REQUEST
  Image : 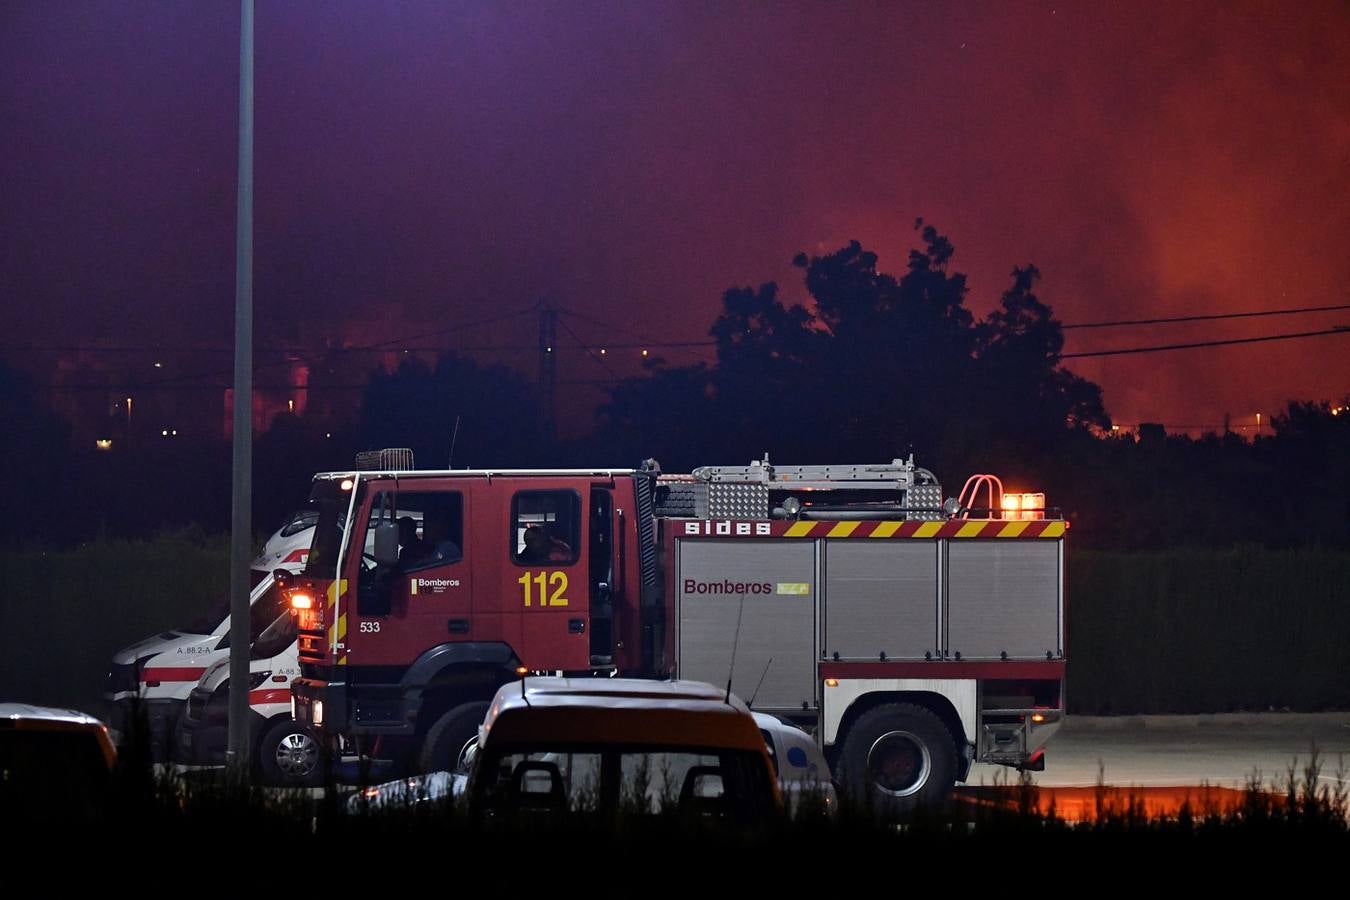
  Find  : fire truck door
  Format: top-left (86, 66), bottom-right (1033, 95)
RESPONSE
top-left (588, 488), bottom-right (615, 665)
top-left (351, 488), bottom-right (472, 666)
top-left (509, 489), bottom-right (590, 671)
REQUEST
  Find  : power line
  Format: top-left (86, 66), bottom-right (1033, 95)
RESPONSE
top-left (1061, 327), bottom-right (1350, 359)
top-left (555, 315), bottom-right (622, 381)
top-left (10, 302), bottom-right (1350, 356)
top-left (1062, 303), bottom-right (1350, 330)
top-left (36, 326), bottom-right (1350, 390)
top-left (76, 305), bottom-right (539, 392)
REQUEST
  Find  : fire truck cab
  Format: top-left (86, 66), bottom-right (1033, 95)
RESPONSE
top-left (289, 452), bottom-right (1066, 813)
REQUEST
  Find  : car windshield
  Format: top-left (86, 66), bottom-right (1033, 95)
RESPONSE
top-left (278, 510), bottom-right (320, 538)
top-left (252, 609), bottom-right (297, 659)
top-left (181, 591), bottom-right (230, 635)
top-left (304, 478), bottom-right (356, 579)
top-left (471, 743), bottom-right (774, 823)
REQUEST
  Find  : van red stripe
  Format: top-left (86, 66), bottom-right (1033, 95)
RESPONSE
top-left (248, 688), bottom-right (291, 706)
top-left (140, 667), bottom-right (206, 683)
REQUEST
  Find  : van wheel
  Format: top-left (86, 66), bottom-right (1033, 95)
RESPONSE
top-left (420, 701), bottom-right (490, 774)
top-left (258, 718), bottom-right (325, 787)
top-left (837, 703), bottom-right (956, 817)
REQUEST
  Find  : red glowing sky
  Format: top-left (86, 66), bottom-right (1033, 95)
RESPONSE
top-left (3, 2), bottom-right (1348, 433)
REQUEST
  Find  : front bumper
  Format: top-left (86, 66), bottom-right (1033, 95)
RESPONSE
top-left (113, 698), bottom-right (183, 761)
top-left (291, 677), bottom-right (345, 733)
top-left (175, 689), bottom-right (265, 766)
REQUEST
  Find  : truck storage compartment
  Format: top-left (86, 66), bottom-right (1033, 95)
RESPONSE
top-left (823, 541), bottom-right (938, 660)
top-left (676, 540), bottom-right (816, 710)
top-left (945, 541), bottom-right (1061, 660)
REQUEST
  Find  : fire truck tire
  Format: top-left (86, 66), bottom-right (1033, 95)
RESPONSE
top-left (258, 717), bottom-right (326, 788)
top-left (838, 703), bottom-right (956, 816)
top-left (419, 701), bottom-right (490, 774)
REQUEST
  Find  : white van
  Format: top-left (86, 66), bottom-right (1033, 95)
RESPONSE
top-left (174, 613), bottom-right (320, 786)
top-left (111, 571), bottom-right (298, 758)
top-left (248, 509), bottom-right (318, 583)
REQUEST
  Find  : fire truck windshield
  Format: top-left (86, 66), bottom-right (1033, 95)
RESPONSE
top-left (303, 479), bottom-right (355, 579)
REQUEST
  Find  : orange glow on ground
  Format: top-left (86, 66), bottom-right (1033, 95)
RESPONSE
top-left (955, 784), bottom-right (1274, 822)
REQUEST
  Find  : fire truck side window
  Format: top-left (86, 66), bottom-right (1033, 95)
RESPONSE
top-left (365, 491), bottom-right (465, 573)
top-left (511, 491), bottom-right (580, 566)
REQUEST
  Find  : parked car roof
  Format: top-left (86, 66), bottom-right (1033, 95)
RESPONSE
top-left (0, 703), bottom-right (117, 769)
top-left (481, 678), bottom-right (766, 753)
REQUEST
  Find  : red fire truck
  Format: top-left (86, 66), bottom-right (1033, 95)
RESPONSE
top-left (287, 452), bottom-right (1065, 812)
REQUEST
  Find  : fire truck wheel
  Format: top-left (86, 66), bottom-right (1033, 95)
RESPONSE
top-left (419, 701), bottom-right (490, 774)
top-left (258, 718), bottom-right (326, 787)
top-left (838, 703), bottom-right (956, 816)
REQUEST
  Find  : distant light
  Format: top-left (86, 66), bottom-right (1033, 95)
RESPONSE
top-left (326, 432), bottom-right (333, 438)
top-left (172, 429), bottom-right (177, 436)
top-left (153, 361), bottom-right (163, 369)
top-left (161, 429), bottom-right (169, 437)
top-left (95, 439), bottom-right (113, 451)
top-left (1110, 424), bottom-right (1120, 431)
top-left (641, 349), bottom-right (649, 357)
top-left (546, 346), bottom-right (553, 353)
top-left (599, 348), bottom-right (606, 355)
top-left (288, 399), bottom-right (295, 412)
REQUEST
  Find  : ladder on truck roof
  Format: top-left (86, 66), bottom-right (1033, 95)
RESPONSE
top-left (656, 456), bottom-right (946, 520)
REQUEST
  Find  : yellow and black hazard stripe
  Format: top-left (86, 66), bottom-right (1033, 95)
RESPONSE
top-left (325, 579), bottom-right (349, 665)
top-left (779, 519), bottom-right (1066, 539)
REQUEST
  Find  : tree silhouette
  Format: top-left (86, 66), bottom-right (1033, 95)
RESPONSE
top-left (601, 221), bottom-right (1106, 477)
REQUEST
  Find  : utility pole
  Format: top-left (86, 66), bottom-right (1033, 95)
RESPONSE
top-left (226, 0), bottom-right (254, 779)
top-left (537, 300), bottom-right (557, 442)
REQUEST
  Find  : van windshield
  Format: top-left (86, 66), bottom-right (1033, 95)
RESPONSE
top-left (252, 610), bottom-right (298, 659)
top-left (472, 744), bottom-right (774, 822)
top-left (182, 592), bottom-right (230, 635)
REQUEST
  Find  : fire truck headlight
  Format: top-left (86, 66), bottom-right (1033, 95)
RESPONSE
top-left (291, 695), bottom-right (296, 721)
top-left (290, 592), bottom-right (314, 610)
top-left (312, 700), bottom-right (324, 726)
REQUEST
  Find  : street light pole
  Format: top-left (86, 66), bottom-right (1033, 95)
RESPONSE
top-left (226, 0), bottom-right (255, 779)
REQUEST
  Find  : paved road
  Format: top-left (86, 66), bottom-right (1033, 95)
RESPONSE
top-left (967, 712), bottom-right (1350, 789)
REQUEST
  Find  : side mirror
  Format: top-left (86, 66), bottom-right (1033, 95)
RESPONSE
top-left (273, 568), bottom-right (293, 589)
top-left (373, 522), bottom-right (400, 567)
